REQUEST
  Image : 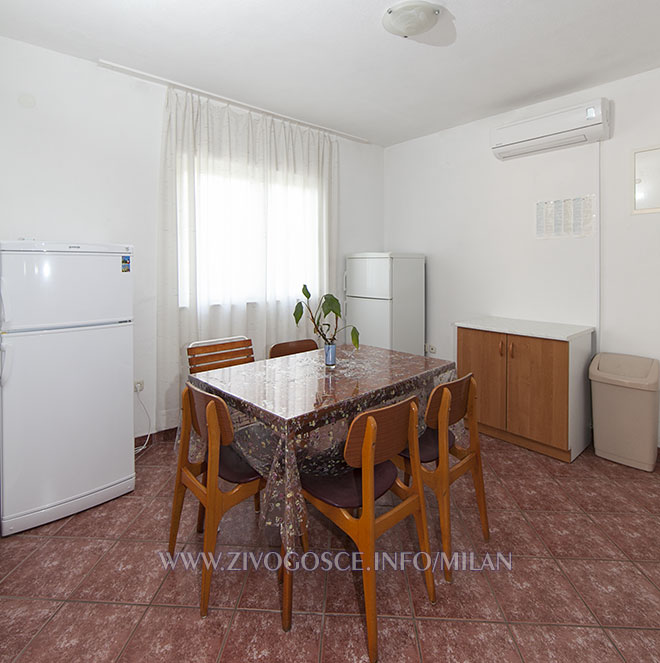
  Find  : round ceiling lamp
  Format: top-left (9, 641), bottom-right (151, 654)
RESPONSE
top-left (382, 1), bottom-right (443, 38)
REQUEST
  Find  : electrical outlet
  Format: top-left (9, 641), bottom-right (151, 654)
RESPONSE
top-left (425, 344), bottom-right (437, 355)
top-left (134, 380), bottom-right (144, 393)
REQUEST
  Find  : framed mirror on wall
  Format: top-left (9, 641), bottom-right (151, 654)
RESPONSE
top-left (633, 146), bottom-right (660, 214)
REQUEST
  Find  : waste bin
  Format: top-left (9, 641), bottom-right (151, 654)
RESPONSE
top-left (589, 353), bottom-right (660, 471)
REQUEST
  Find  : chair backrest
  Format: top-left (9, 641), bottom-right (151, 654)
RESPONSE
top-left (187, 336), bottom-right (254, 374)
top-left (425, 373), bottom-right (473, 429)
top-left (343, 396), bottom-right (418, 468)
top-left (269, 338), bottom-right (318, 359)
top-left (185, 381), bottom-right (235, 447)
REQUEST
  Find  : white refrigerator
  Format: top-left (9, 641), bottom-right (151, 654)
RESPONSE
top-left (345, 252), bottom-right (425, 355)
top-left (0, 240), bottom-right (135, 535)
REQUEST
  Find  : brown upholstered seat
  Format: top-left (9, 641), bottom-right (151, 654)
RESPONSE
top-left (218, 445), bottom-right (261, 484)
top-left (400, 427), bottom-right (455, 463)
top-left (300, 461), bottom-right (398, 509)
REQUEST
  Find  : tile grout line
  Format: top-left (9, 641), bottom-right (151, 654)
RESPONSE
top-left (10, 599), bottom-right (67, 663)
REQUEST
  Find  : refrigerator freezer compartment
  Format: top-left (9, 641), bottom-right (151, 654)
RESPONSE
top-left (0, 250), bottom-right (133, 331)
top-left (345, 255), bottom-right (392, 299)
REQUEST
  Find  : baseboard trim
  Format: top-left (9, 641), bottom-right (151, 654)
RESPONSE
top-left (480, 424), bottom-right (572, 462)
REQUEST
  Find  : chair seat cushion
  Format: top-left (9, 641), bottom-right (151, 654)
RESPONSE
top-left (399, 427), bottom-right (455, 463)
top-left (219, 445), bottom-right (261, 484)
top-left (301, 461), bottom-right (398, 509)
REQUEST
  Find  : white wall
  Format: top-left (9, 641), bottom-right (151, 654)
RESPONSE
top-left (384, 67), bottom-right (660, 441)
top-left (336, 138), bottom-right (384, 345)
top-left (0, 37), bottom-right (165, 437)
top-left (1, 37), bottom-right (385, 434)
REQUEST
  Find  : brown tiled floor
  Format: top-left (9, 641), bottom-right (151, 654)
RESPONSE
top-left (2, 434), bottom-right (660, 662)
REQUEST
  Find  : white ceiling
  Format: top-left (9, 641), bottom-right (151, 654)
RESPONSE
top-left (3, 0), bottom-right (660, 146)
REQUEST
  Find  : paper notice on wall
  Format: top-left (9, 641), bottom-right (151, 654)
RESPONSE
top-left (535, 195), bottom-right (596, 239)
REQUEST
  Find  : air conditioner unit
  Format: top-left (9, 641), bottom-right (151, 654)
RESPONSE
top-left (491, 98), bottom-right (611, 160)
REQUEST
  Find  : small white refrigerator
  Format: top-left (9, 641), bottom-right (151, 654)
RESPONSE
top-left (345, 252), bottom-right (425, 355)
top-left (0, 240), bottom-right (135, 535)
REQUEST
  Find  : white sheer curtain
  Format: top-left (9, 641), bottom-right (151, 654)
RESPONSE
top-left (156, 88), bottom-right (338, 428)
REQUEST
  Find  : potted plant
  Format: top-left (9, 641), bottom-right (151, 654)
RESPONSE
top-left (293, 284), bottom-right (359, 367)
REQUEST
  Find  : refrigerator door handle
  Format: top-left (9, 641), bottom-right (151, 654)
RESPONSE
top-left (0, 341), bottom-right (12, 386)
top-left (343, 270), bottom-right (347, 295)
top-left (0, 276), bottom-right (8, 326)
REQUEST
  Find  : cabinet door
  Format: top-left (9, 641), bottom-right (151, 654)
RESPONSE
top-left (457, 327), bottom-right (507, 430)
top-left (506, 335), bottom-right (568, 449)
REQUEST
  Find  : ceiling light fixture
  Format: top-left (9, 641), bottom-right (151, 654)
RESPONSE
top-left (382, 1), bottom-right (443, 38)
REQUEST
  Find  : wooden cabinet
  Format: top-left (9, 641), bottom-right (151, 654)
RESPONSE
top-left (457, 328), bottom-right (506, 430)
top-left (457, 319), bottom-right (594, 462)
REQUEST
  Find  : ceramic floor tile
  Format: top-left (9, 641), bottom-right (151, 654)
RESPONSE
top-left (0, 598), bottom-right (61, 663)
top-left (590, 513), bottom-right (660, 561)
top-left (220, 611), bottom-right (322, 663)
top-left (408, 565), bottom-right (504, 621)
top-left (239, 556), bottom-right (326, 613)
top-left (461, 508), bottom-right (549, 556)
top-left (71, 540), bottom-right (173, 604)
top-left (0, 535), bottom-right (45, 580)
top-left (560, 559), bottom-right (660, 628)
top-left (121, 495), bottom-right (198, 543)
top-left (135, 441), bottom-right (179, 467)
top-left (485, 449), bottom-right (550, 478)
top-left (153, 543), bottom-right (248, 609)
top-left (214, 499), bottom-right (279, 547)
top-left (452, 469), bottom-right (519, 511)
top-left (535, 447), bottom-right (607, 480)
top-left (321, 615), bottom-right (419, 663)
top-left (636, 561), bottom-right (660, 589)
top-left (501, 476), bottom-right (580, 512)
top-left (325, 563), bottom-right (412, 616)
top-left (480, 435), bottom-right (516, 453)
top-left (525, 511), bottom-right (626, 559)
top-left (606, 628), bottom-right (660, 663)
top-left (398, 502), bottom-right (474, 556)
top-left (619, 479), bottom-right (660, 513)
top-left (56, 495), bottom-right (151, 539)
top-left (18, 516), bottom-right (72, 537)
top-left (487, 557), bottom-right (596, 625)
top-left (119, 605), bottom-right (231, 663)
top-left (510, 624), bottom-right (624, 663)
top-left (556, 478), bottom-right (646, 514)
top-left (17, 601), bottom-right (145, 663)
top-left (416, 620), bottom-right (522, 662)
top-left (133, 466), bottom-right (174, 497)
top-left (0, 538), bottom-right (112, 599)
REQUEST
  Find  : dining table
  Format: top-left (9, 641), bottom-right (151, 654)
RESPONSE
top-left (189, 344), bottom-right (455, 550)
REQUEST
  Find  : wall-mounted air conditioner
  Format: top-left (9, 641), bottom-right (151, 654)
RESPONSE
top-left (491, 98), bottom-right (611, 160)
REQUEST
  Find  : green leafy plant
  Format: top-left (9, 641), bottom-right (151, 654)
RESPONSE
top-left (293, 284), bottom-right (359, 349)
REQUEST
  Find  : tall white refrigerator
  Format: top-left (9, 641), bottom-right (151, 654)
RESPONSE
top-left (0, 241), bottom-right (135, 535)
top-left (344, 253), bottom-right (425, 355)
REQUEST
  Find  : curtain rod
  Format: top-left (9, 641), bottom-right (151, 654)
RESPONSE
top-left (97, 60), bottom-right (370, 144)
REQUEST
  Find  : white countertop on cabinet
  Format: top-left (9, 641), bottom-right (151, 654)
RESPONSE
top-left (454, 316), bottom-right (595, 342)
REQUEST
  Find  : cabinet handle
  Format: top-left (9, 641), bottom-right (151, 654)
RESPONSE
top-left (509, 342), bottom-right (514, 358)
top-left (499, 340), bottom-right (504, 356)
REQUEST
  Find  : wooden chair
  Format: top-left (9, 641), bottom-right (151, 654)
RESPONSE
top-left (187, 336), bottom-right (254, 373)
top-left (187, 336), bottom-right (260, 515)
top-left (284, 396), bottom-right (436, 663)
top-left (394, 373), bottom-right (489, 583)
top-left (168, 382), bottom-right (265, 616)
top-left (268, 338), bottom-right (318, 358)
